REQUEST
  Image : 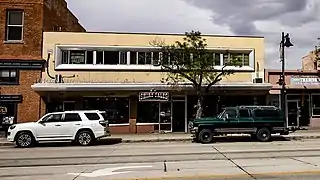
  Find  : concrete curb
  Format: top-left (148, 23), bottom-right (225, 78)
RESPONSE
top-left (1, 135), bottom-right (320, 147)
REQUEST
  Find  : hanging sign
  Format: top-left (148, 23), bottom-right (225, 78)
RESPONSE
top-left (139, 92), bottom-right (169, 102)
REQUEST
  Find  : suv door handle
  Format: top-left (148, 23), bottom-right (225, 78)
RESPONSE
top-left (75, 124), bottom-right (80, 125)
top-left (55, 124), bottom-right (61, 126)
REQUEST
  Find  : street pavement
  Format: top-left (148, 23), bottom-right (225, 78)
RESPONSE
top-left (1, 138), bottom-right (320, 179)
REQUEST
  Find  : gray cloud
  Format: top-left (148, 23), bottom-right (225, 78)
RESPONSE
top-left (67, 0), bottom-right (320, 70)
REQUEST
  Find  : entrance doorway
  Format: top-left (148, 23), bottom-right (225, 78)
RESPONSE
top-left (172, 101), bottom-right (185, 132)
top-left (287, 100), bottom-right (299, 127)
top-left (159, 102), bottom-right (171, 131)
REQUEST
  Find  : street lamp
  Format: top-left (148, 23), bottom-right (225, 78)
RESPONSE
top-left (279, 32), bottom-right (293, 126)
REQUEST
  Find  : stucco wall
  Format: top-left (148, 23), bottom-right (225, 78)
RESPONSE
top-left (42, 32), bottom-right (265, 83)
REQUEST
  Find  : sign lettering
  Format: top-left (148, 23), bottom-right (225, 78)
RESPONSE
top-left (139, 92), bottom-right (169, 102)
top-left (291, 76), bottom-right (320, 85)
top-left (70, 52), bottom-right (85, 64)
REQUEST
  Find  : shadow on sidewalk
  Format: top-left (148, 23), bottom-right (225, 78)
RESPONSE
top-left (210, 135), bottom-right (290, 143)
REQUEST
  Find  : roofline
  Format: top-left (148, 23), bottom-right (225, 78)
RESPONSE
top-left (46, 31), bottom-right (264, 38)
top-left (265, 69), bottom-right (319, 73)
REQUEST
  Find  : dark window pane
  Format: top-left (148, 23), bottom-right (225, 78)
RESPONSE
top-left (0, 103), bottom-right (17, 125)
top-left (214, 53), bottom-right (220, 66)
top-left (8, 11), bottom-right (23, 25)
top-left (226, 109), bottom-right (237, 118)
top-left (137, 102), bottom-right (159, 123)
top-left (119, 51), bottom-right (127, 64)
top-left (86, 51), bottom-right (94, 64)
top-left (96, 51), bottom-right (104, 64)
top-left (7, 26), bottom-right (22, 41)
top-left (64, 113), bottom-right (82, 122)
top-left (243, 53), bottom-right (249, 66)
top-left (254, 109), bottom-right (280, 118)
top-left (239, 109), bottom-right (250, 118)
top-left (70, 50), bottom-right (85, 64)
top-left (0, 70), bottom-right (18, 84)
top-left (145, 52), bottom-right (152, 64)
top-left (138, 52), bottom-right (146, 65)
top-left (130, 51), bottom-right (137, 64)
top-left (104, 51), bottom-right (119, 65)
top-left (61, 50), bottom-right (69, 64)
top-left (84, 113), bottom-right (100, 120)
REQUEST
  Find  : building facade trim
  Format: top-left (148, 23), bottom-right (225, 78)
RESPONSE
top-left (31, 82), bottom-right (272, 92)
top-left (0, 60), bottom-right (46, 70)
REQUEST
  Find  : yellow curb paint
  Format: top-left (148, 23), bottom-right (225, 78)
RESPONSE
top-left (117, 169), bottom-right (320, 180)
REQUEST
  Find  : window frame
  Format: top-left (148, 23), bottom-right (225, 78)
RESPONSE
top-left (5, 9), bottom-right (24, 42)
top-left (41, 113), bottom-right (63, 123)
top-left (84, 112), bottom-right (101, 120)
top-left (0, 69), bottom-right (19, 85)
top-left (55, 45), bottom-right (255, 71)
top-left (311, 94), bottom-right (320, 117)
top-left (238, 109), bottom-right (250, 118)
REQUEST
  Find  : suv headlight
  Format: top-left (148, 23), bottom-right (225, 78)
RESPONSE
top-left (9, 125), bottom-right (16, 130)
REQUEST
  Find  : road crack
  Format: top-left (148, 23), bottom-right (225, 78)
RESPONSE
top-left (291, 157), bottom-right (318, 167)
top-left (212, 146), bottom-right (257, 180)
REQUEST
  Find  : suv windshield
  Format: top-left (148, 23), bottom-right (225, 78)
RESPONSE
top-left (217, 109), bottom-right (226, 118)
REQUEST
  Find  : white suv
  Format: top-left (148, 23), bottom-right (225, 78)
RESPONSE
top-left (7, 110), bottom-right (110, 148)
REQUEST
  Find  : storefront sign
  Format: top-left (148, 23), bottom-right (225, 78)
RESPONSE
top-left (139, 92), bottom-right (170, 102)
top-left (291, 76), bottom-right (320, 85)
top-left (0, 95), bottom-right (22, 103)
top-left (0, 60), bottom-right (45, 70)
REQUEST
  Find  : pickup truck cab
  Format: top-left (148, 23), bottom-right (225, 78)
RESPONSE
top-left (189, 106), bottom-right (290, 143)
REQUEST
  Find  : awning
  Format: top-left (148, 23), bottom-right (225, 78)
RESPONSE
top-left (31, 82), bottom-right (273, 92)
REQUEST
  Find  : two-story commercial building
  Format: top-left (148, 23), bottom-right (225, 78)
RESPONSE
top-left (0, 0), bottom-right (84, 131)
top-left (32, 32), bottom-right (272, 133)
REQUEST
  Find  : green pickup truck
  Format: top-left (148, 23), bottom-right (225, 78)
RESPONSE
top-left (188, 106), bottom-right (291, 143)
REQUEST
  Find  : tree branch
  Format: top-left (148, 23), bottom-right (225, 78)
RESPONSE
top-left (205, 65), bottom-right (228, 92)
top-left (162, 64), bottom-right (199, 86)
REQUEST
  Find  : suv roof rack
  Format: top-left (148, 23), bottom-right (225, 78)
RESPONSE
top-left (238, 106), bottom-right (279, 109)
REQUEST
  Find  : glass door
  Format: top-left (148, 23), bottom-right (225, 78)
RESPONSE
top-left (287, 100), bottom-right (299, 127)
top-left (159, 102), bottom-right (172, 132)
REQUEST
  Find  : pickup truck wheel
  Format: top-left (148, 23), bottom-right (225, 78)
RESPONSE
top-left (76, 131), bottom-right (93, 146)
top-left (16, 132), bottom-right (35, 148)
top-left (256, 128), bottom-right (271, 142)
top-left (198, 129), bottom-right (214, 144)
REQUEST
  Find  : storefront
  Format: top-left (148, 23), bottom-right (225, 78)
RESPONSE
top-left (32, 82), bottom-right (272, 133)
top-left (0, 95), bottom-right (22, 131)
top-left (266, 69), bottom-right (320, 128)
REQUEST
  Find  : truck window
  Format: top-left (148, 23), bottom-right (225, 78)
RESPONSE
top-left (239, 109), bottom-right (250, 118)
top-left (254, 109), bottom-right (281, 118)
top-left (224, 109), bottom-right (237, 118)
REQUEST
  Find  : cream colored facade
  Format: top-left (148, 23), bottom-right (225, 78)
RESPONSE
top-left (39, 32), bottom-right (265, 84)
top-left (32, 32), bottom-right (272, 134)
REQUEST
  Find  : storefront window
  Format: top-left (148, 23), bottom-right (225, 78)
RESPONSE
top-left (137, 102), bottom-right (159, 123)
top-left (0, 103), bottom-right (17, 127)
top-left (83, 97), bottom-right (129, 124)
top-left (312, 95), bottom-right (320, 116)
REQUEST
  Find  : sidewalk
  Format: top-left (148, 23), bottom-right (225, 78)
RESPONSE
top-left (1, 130), bottom-right (320, 146)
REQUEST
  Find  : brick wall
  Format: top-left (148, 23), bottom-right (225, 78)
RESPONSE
top-left (0, 0), bottom-right (44, 59)
top-left (1, 70), bottom-right (42, 123)
top-left (43, 0), bottom-right (85, 32)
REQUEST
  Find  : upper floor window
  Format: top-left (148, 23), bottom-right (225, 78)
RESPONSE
top-left (0, 69), bottom-right (18, 84)
top-left (6, 10), bottom-right (24, 41)
top-left (223, 52), bottom-right (250, 66)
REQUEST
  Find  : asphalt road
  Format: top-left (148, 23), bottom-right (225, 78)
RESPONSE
top-left (1, 139), bottom-right (320, 179)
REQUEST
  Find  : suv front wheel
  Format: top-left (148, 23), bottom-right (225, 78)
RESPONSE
top-left (16, 132), bottom-right (35, 148)
top-left (76, 130), bottom-right (94, 146)
top-left (198, 129), bottom-right (214, 144)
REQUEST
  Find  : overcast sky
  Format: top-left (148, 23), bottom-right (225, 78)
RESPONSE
top-left (67, 0), bottom-right (320, 70)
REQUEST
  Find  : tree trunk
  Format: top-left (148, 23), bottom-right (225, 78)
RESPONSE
top-left (195, 91), bottom-right (204, 119)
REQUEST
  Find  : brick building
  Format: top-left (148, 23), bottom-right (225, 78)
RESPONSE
top-left (0, 0), bottom-right (85, 130)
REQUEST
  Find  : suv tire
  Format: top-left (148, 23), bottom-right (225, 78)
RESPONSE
top-left (256, 128), bottom-right (271, 142)
top-left (198, 129), bottom-right (214, 144)
top-left (16, 132), bottom-right (35, 148)
top-left (76, 130), bottom-right (94, 146)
